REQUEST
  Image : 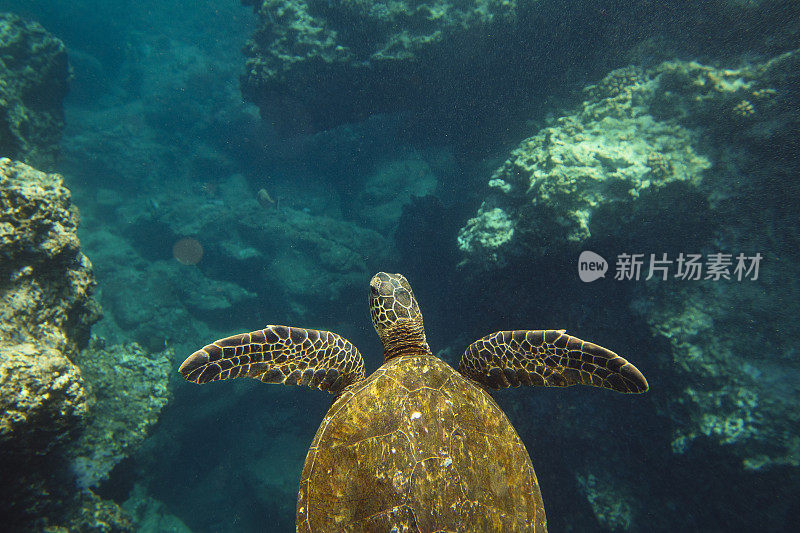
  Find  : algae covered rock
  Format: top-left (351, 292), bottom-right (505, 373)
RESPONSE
top-left (458, 64), bottom-right (711, 266)
top-left (0, 158), bottom-right (122, 529)
top-left (0, 159), bottom-right (171, 531)
top-left (108, 173), bottom-right (392, 328)
top-left (456, 50), bottom-right (800, 523)
top-left (457, 207), bottom-right (515, 264)
top-left (576, 472), bottom-right (635, 532)
top-left (637, 274), bottom-right (800, 472)
top-left (459, 49), bottom-right (800, 267)
top-left (0, 13), bottom-right (70, 168)
top-left (633, 48), bottom-right (800, 465)
top-left (69, 341), bottom-right (172, 490)
top-left (649, 50), bottom-right (800, 147)
top-left (239, 0), bottom-right (799, 138)
top-left (241, 0), bottom-right (518, 132)
top-left (0, 342), bottom-right (87, 456)
top-left (630, 51), bottom-right (800, 472)
top-left (0, 158), bottom-right (99, 456)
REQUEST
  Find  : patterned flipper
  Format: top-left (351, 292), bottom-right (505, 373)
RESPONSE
top-left (458, 330), bottom-right (648, 393)
top-left (179, 325), bottom-right (366, 394)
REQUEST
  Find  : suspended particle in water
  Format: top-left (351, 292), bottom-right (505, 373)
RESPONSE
top-left (173, 237), bottom-right (204, 265)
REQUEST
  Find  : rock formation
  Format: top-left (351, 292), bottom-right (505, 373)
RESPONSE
top-left (0, 158), bottom-right (171, 530)
top-left (0, 14), bottom-right (70, 168)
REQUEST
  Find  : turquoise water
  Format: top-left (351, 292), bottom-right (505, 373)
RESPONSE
top-left (1, 0), bottom-right (798, 531)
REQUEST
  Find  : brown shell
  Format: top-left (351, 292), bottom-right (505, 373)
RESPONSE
top-left (297, 354), bottom-right (547, 532)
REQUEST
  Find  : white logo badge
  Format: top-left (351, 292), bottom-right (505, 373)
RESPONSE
top-left (578, 251), bottom-right (608, 282)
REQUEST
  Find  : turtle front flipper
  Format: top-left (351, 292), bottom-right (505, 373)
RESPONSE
top-left (458, 330), bottom-right (648, 393)
top-left (179, 326), bottom-right (365, 394)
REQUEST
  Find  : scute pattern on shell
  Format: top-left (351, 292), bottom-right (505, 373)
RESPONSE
top-left (297, 354), bottom-right (547, 532)
top-left (178, 325), bottom-right (365, 393)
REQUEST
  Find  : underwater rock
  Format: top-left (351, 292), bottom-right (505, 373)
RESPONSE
top-left (240, 0), bottom-right (799, 140)
top-left (0, 158), bottom-right (99, 457)
top-left (456, 49), bottom-right (800, 525)
top-left (636, 251), bottom-right (800, 472)
top-left (649, 50), bottom-right (800, 147)
top-left (458, 207), bottom-right (515, 265)
top-left (0, 159), bottom-right (168, 531)
top-left (252, 206), bottom-right (392, 308)
top-left (458, 63), bottom-right (711, 266)
top-left (0, 13), bottom-right (70, 168)
top-left (629, 50), bottom-right (800, 472)
top-left (356, 157), bottom-right (437, 234)
top-left (59, 490), bottom-right (134, 533)
top-left (459, 49), bottom-right (800, 268)
top-left (0, 159), bottom-right (137, 529)
top-left (576, 472), bottom-right (635, 532)
top-left (109, 173), bottom-right (391, 326)
top-left (122, 484), bottom-right (191, 533)
top-left (78, 224), bottom-right (256, 351)
top-left (240, 0), bottom-right (516, 134)
top-left (68, 340), bottom-right (172, 491)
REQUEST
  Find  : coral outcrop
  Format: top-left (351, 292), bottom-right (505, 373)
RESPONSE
top-left (0, 13), bottom-right (70, 168)
top-left (633, 51), bottom-right (800, 472)
top-left (459, 50), bottom-right (799, 266)
top-left (83, 172), bottom-right (393, 350)
top-left (0, 157), bottom-right (107, 528)
top-left (0, 158), bottom-right (98, 458)
top-left (460, 49), bottom-right (800, 526)
top-left (457, 64), bottom-right (712, 266)
top-left (240, 0), bottom-right (799, 138)
top-left (240, 0), bottom-right (517, 132)
top-left (69, 341), bottom-right (172, 490)
top-left (637, 279), bottom-right (800, 471)
top-left (577, 472), bottom-right (635, 532)
top-left (0, 158), bottom-right (172, 530)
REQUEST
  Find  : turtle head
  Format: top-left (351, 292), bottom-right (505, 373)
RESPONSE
top-left (369, 272), bottom-right (431, 361)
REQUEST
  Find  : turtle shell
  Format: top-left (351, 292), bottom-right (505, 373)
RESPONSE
top-left (297, 354), bottom-right (547, 532)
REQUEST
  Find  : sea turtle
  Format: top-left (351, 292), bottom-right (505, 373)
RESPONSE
top-left (179, 272), bottom-right (648, 532)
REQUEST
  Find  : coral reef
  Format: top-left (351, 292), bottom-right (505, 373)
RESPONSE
top-left (637, 273), bottom-right (800, 471)
top-left (459, 50), bottom-right (800, 266)
top-left (459, 48), bottom-right (800, 526)
top-left (576, 472), bottom-right (635, 532)
top-left (646, 51), bottom-right (800, 161)
top-left (457, 207), bottom-right (515, 264)
top-left (0, 158), bottom-right (172, 530)
top-left (54, 491), bottom-right (133, 533)
top-left (0, 13), bottom-right (70, 168)
top-left (632, 50), bottom-right (800, 472)
top-left (240, 0), bottom-right (517, 132)
top-left (79, 172), bottom-right (393, 350)
top-left (0, 158), bottom-right (98, 458)
top-left (240, 0), bottom-right (799, 138)
top-left (69, 340), bottom-right (172, 490)
top-left (0, 158), bottom-right (123, 528)
top-left (457, 64), bottom-right (711, 265)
